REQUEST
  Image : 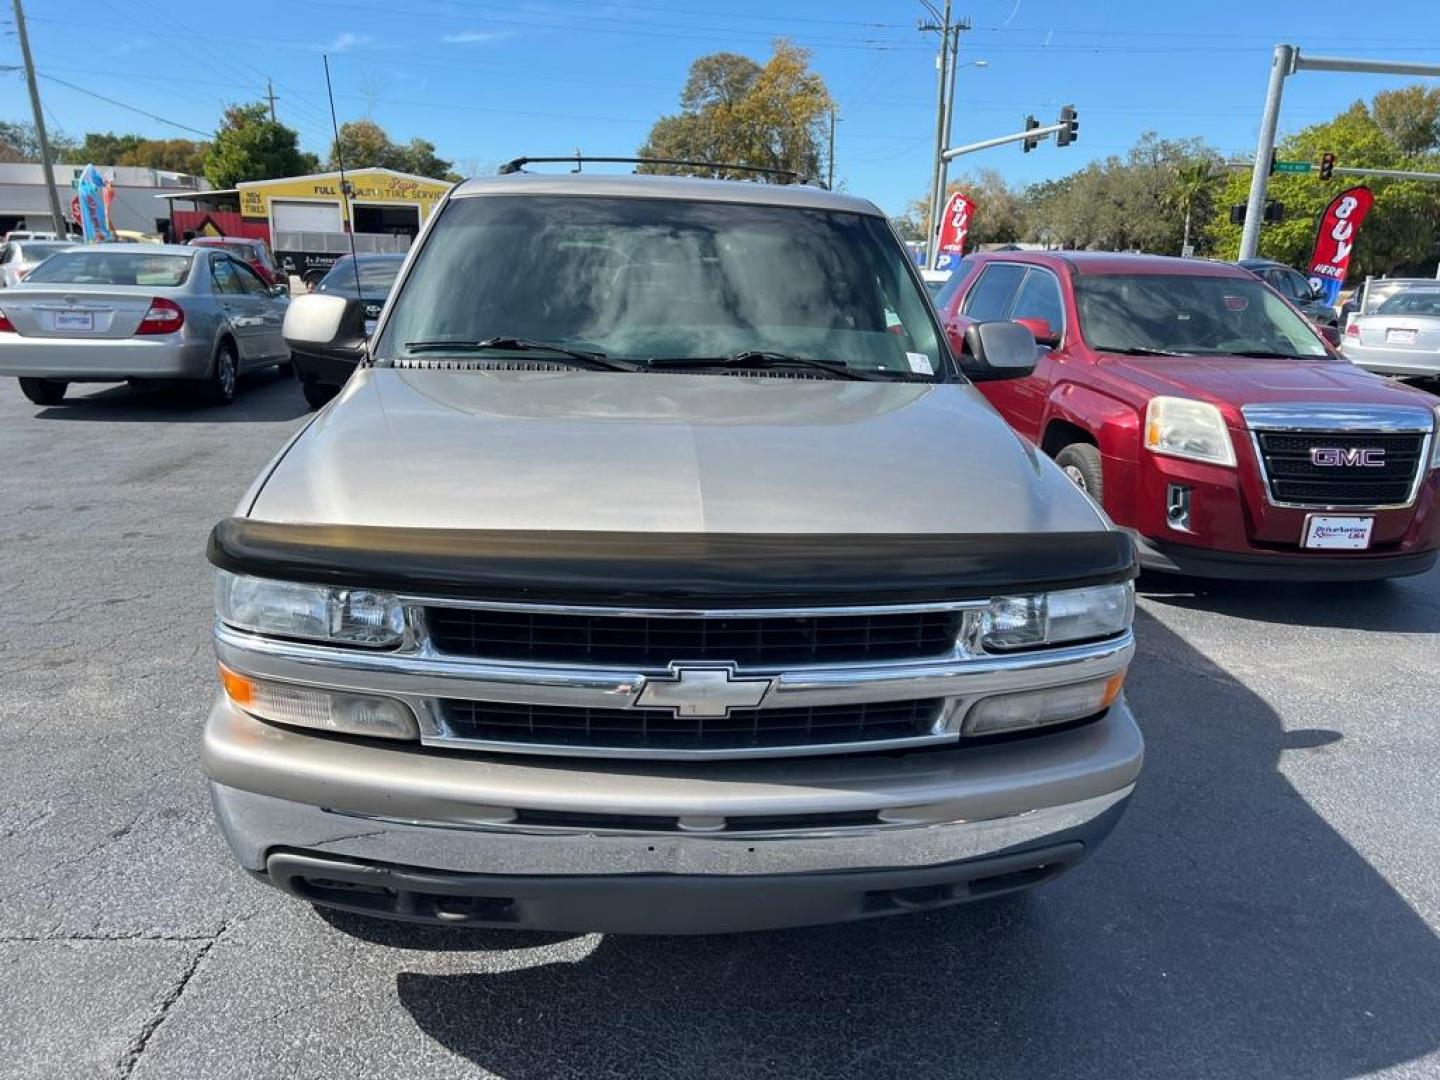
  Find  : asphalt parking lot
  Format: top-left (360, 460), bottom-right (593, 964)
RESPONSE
top-left (2, 371), bottom-right (1438, 1080)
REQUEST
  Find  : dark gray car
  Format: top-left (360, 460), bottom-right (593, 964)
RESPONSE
top-left (1237, 258), bottom-right (1340, 334)
top-left (203, 171), bottom-right (1142, 934)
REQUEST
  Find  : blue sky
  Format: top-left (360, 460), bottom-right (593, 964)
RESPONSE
top-left (4, 0), bottom-right (1439, 216)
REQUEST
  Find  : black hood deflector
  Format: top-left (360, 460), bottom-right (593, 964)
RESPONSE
top-left (209, 519), bottom-right (1136, 607)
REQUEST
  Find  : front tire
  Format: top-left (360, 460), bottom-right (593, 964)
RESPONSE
top-left (1055, 442), bottom-right (1104, 501)
top-left (18, 377), bottom-right (67, 406)
top-left (301, 379), bottom-right (338, 411)
top-left (199, 341), bottom-right (239, 406)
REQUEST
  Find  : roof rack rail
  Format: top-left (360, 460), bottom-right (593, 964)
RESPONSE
top-left (497, 155), bottom-right (822, 188)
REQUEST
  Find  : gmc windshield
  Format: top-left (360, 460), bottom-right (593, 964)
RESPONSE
top-left (1076, 274), bottom-right (1328, 359)
top-left (377, 195), bottom-right (946, 379)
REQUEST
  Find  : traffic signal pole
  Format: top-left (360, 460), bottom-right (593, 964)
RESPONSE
top-left (942, 120), bottom-right (1067, 160)
top-left (1239, 45), bottom-right (1440, 260)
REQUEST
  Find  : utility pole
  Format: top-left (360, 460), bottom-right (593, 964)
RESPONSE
top-left (266, 79), bottom-right (279, 123)
top-left (920, 4), bottom-right (970, 271)
top-left (12, 0), bottom-right (65, 234)
top-left (827, 108), bottom-right (837, 189)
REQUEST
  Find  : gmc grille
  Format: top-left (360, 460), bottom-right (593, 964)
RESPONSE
top-left (1255, 430), bottom-right (1425, 507)
top-left (440, 698), bottom-right (943, 752)
top-left (424, 608), bottom-right (962, 666)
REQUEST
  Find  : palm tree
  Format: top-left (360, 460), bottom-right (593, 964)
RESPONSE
top-left (1166, 159), bottom-right (1221, 256)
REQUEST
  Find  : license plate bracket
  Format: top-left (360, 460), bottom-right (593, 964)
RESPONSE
top-left (1385, 327), bottom-right (1417, 345)
top-left (54, 310), bottom-right (94, 332)
top-left (1303, 515), bottom-right (1374, 550)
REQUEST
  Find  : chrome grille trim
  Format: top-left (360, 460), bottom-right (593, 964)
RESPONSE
top-left (1242, 403), bottom-right (1435, 511)
top-left (213, 621), bottom-right (1133, 760)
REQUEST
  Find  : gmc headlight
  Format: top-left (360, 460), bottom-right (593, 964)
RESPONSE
top-left (1144, 396), bottom-right (1236, 467)
top-left (215, 570), bottom-right (404, 648)
top-left (981, 582), bottom-right (1134, 651)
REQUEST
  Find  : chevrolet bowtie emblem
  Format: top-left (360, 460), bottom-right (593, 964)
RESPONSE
top-left (633, 664), bottom-right (773, 718)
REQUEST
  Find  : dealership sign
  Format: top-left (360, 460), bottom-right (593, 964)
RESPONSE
top-left (935, 192), bottom-right (974, 270)
top-left (1306, 186), bottom-right (1374, 306)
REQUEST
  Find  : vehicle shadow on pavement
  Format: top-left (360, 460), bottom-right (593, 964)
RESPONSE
top-left (370, 607), bottom-right (1440, 1080)
top-left (27, 369), bottom-right (310, 424)
top-left (1138, 566), bottom-right (1440, 633)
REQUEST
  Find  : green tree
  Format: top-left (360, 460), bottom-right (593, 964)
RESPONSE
top-left (1371, 85), bottom-right (1440, 156)
top-left (1209, 98), bottom-right (1440, 277)
top-left (0, 120), bottom-right (76, 163)
top-left (62, 132), bottom-right (209, 175)
top-left (204, 104), bottom-right (318, 188)
top-left (327, 118), bottom-right (456, 180)
top-left (637, 40), bottom-right (833, 182)
top-left (1165, 159), bottom-right (1223, 255)
top-left (907, 168), bottom-right (1028, 248)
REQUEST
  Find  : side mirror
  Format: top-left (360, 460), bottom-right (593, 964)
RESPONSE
top-left (270, 282), bottom-right (290, 298)
top-left (1012, 316), bottom-right (1059, 347)
top-left (960, 321), bottom-right (1039, 381)
top-left (283, 293), bottom-right (369, 362)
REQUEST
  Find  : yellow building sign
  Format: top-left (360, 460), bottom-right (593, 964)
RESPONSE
top-left (237, 168), bottom-right (451, 225)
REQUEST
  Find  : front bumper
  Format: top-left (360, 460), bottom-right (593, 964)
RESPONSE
top-left (205, 697), bottom-right (1142, 933)
top-left (0, 334), bottom-right (213, 380)
top-left (1133, 532), bottom-right (1438, 581)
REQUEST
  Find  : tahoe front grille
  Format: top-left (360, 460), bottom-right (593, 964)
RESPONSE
top-left (439, 698), bottom-right (943, 752)
top-left (424, 607), bottom-right (961, 666)
top-left (1254, 430), bottom-right (1425, 507)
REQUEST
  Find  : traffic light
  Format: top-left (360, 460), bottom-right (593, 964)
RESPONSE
top-left (1021, 115), bottom-right (1040, 153)
top-left (1319, 152), bottom-right (1335, 181)
top-left (1263, 200), bottom-right (1285, 224)
top-left (1056, 104), bottom-right (1078, 147)
top-left (1229, 204), bottom-right (1246, 226)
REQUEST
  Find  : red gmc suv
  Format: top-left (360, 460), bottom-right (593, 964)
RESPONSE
top-left (934, 252), bottom-right (1440, 580)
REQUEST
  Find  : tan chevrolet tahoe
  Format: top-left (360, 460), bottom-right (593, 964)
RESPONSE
top-left (202, 163), bottom-right (1142, 934)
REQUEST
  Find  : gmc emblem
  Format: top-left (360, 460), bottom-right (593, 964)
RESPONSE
top-left (1310, 447), bottom-right (1386, 468)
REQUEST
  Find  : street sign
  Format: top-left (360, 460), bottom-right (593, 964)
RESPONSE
top-left (1181, 243), bottom-right (1195, 258)
top-left (1273, 161), bottom-right (1312, 174)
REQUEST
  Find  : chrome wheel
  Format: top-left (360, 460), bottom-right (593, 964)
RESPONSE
top-left (218, 349), bottom-right (237, 398)
top-left (1063, 464), bottom-right (1088, 491)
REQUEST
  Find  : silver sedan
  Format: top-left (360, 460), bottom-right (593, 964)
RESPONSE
top-left (1342, 286), bottom-right (1440, 379)
top-left (0, 243), bottom-right (290, 407)
top-left (0, 239), bottom-right (76, 287)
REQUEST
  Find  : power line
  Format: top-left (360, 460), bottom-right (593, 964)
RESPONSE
top-left (36, 72), bottom-right (213, 137)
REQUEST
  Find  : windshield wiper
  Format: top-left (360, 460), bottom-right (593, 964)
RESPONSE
top-left (646, 350), bottom-right (893, 381)
top-left (1098, 346), bottom-right (1203, 357)
top-left (1223, 349), bottom-right (1317, 360)
top-left (402, 337), bottom-right (639, 371)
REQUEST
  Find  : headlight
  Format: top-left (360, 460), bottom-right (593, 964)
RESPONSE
top-left (220, 665), bottom-right (418, 740)
top-left (981, 582), bottom-right (1134, 651)
top-left (215, 570), bottom-right (404, 648)
top-left (1144, 396), bottom-right (1236, 467)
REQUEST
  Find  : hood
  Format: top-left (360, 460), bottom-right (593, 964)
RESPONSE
top-left (1098, 354), bottom-right (1434, 416)
top-left (248, 368), bottom-right (1105, 536)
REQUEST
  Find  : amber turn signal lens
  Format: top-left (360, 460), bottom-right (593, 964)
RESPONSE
top-left (218, 664), bottom-right (256, 706)
top-left (1100, 670), bottom-right (1127, 709)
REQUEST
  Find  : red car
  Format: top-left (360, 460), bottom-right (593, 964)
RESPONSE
top-left (934, 252), bottom-right (1440, 580)
top-left (188, 236), bottom-right (283, 288)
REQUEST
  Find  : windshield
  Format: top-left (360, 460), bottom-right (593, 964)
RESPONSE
top-left (321, 258), bottom-right (403, 295)
top-left (378, 194), bottom-right (945, 379)
top-left (1376, 291), bottom-right (1440, 317)
top-left (1075, 273), bottom-right (1328, 358)
top-left (25, 251), bottom-right (193, 287)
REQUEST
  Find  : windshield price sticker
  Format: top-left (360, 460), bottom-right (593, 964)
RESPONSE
top-left (906, 352), bottom-right (934, 375)
top-left (1303, 515), bottom-right (1374, 550)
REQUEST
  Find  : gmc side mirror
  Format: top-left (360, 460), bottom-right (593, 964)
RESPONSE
top-left (283, 293), bottom-right (369, 362)
top-left (960, 321), bottom-right (1039, 381)
top-left (1012, 316), bottom-right (1059, 347)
